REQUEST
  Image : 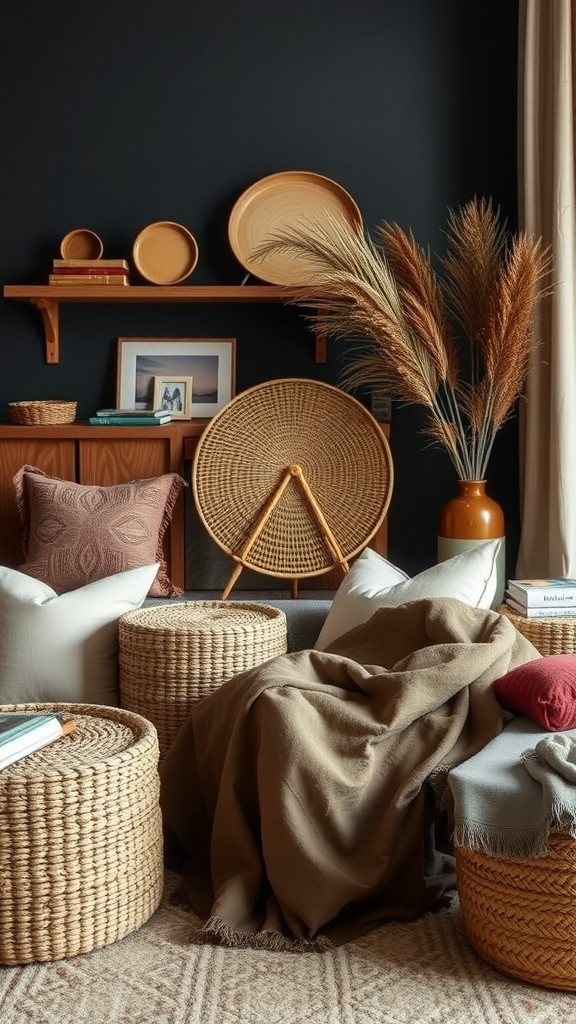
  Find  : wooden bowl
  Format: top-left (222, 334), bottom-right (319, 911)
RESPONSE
top-left (132, 221), bottom-right (199, 285)
top-left (60, 229), bottom-right (104, 261)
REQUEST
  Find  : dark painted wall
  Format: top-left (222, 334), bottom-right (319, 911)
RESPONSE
top-left (0, 0), bottom-right (520, 582)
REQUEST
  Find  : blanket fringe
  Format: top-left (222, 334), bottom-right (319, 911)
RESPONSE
top-left (453, 814), bottom-right (576, 861)
top-left (196, 915), bottom-right (334, 954)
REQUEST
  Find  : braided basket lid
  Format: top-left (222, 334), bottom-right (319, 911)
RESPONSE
top-left (192, 378), bottom-right (393, 580)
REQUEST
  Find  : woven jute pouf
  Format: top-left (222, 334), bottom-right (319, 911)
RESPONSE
top-left (118, 601), bottom-right (288, 761)
top-left (456, 835), bottom-right (576, 991)
top-left (0, 701), bottom-right (163, 966)
top-left (498, 603), bottom-right (576, 655)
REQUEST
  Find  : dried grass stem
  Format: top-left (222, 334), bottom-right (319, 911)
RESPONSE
top-left (252, 197), bottom-right (553, 480)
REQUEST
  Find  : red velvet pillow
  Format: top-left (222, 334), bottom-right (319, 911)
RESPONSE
top-left (493, 655), bottom-right (576, 731)
top-left (13, 464), bottom-right (186, 598)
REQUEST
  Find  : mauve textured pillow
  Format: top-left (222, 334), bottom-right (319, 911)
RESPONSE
top-left (493, 655), bottom-right (576, 731)
top-left (13, 464), bottom-right (186, 598)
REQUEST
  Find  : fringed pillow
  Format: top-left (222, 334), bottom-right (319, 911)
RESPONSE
top-left (13, 464), bottom-right (186, 598)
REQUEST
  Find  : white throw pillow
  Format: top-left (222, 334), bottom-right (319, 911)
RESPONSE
top-left (0, 563), bottom-right (159, 707)
top-left (315, 541), bottom-right (502, 651)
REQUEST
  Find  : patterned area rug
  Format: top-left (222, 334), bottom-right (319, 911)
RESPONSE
top-left (0, 871), bottom-right (574, 1024)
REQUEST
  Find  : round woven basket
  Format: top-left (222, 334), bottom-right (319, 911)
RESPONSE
top-left (456, 836), bottom-right (576, 991)
top-left (9, 400), bottom-right (77, 425)
top-left (0, 702), bottom-right (163, 965)
top-left (119, 601), bottom-right (288, 761)
top-left (498, 603), bottom-right (576, 655)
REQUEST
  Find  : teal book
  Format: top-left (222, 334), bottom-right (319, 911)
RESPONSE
top-left (88, 416), bottom-right (171, 426)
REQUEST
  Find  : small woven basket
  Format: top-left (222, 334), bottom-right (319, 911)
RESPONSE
top-left (0, 701), bottom-right (163, 965)
top-left (119, 601), bottom-right (287, 761)
top-left (9, 400), bottom-right (77, 425)
top-left (498, 603), bottom-right (576, 655)
top-left (456, 836), bottom-right (576, 991)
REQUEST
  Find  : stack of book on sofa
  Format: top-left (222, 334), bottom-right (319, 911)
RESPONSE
top-left (504, 578), bottom-right (576, 618)
top-left (48, 258), bottom-right (130, 285)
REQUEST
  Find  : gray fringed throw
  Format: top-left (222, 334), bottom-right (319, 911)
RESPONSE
top-left (450, 719), bottom-right (576, 859)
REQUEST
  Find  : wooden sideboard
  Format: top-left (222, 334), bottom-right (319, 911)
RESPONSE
top-left (0, 421), bottom-right (389, 593)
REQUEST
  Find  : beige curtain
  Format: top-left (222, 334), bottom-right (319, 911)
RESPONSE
top-left (516, 0), bottom-right (576, 576)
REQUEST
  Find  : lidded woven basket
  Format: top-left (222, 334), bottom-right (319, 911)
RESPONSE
top-left (498, 603), bottom-right (576, 655)
top-left (9, 400), bottom-right (77, 425)
top-left (119, 601), bottom-right (288, 761)
top-left (0, 701), bottom-right (163, 965)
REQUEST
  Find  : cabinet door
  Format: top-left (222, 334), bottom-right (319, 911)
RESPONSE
top-left (0, 439), bottom-right (76, 567)
top-left (78, 436), bottom-right (185, 589)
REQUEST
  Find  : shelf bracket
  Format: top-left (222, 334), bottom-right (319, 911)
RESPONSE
top-left (30, 298), bottom-right (59, 363)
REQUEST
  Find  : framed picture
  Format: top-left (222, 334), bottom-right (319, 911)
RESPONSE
top-left (116, 337), bottom-right (236, 418)
top-left (153, 375), bottom-right (193, 419)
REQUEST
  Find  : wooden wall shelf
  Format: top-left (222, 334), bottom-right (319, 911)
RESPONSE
top-left (2, 284), bottom-right (326, 365)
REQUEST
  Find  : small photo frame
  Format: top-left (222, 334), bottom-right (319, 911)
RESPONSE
top-left (116, 337), bottom-right (236, 417)
top-left (153, 375), bottom-right (193, 419)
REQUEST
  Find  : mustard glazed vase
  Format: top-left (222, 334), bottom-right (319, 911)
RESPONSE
top-left (437, 480), bottom-right (505, 608)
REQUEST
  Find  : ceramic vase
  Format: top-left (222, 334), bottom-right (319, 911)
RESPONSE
top-left (437, 480), bottom-right (505, 608)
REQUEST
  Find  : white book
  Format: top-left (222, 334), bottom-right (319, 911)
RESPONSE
top-left (506, 578), bottom-right (576, 607)
top-left (504, 594), bottom-right (576, 619)
top-left (95, 408), bottom-right (164, 418)
top-left (0, 712), bottom-right (75, 771)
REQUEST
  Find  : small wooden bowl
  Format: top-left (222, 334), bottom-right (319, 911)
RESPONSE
top-left (60, 229), bottom-right (104, 261)
top-left (132, 221), bottom-right (199, 284)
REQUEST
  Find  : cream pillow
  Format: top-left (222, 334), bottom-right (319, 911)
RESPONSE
top-left (315, 541), bottom-right (502, 651)
top-left (0, 563), bottom-right (159, 707)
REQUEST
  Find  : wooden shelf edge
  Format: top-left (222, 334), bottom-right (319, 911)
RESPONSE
top-left (3, 284), bottom-right (326, 364)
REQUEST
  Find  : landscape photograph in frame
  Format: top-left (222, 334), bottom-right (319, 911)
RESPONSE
top-left (116, 337), bottom-right (236, 417)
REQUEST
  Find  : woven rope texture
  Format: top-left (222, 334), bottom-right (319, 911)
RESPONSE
top-left (498, 604), bottom-right (576, 655)
top-left (456, 836), bottom-right (576, 991)
top-left (119, 601), bottom-right (287, 761)
top-left (193, 378), bottom-right (393, 579)
top-left (0, 702), bottom-right (163, 965)
top-left (9, 400), bottom-right (77, 425)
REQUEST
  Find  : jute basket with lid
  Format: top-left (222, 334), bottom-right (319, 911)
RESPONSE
top-left (119, 601), bottom-right (287, 761)
top-left (0, 701), bottom-right (163, 965)
top-left (498, 603), bottom-right (576, 655)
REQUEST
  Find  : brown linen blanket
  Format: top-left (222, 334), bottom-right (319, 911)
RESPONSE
top-left (160, 597), bottom-right (539, 951)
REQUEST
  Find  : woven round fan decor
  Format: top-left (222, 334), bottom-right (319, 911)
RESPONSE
top-left (192, 378), bottom-right (393, 597)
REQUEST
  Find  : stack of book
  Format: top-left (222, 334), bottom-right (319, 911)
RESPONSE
top-left (88, 408), bottom-right (172, 426)
top-left (0, 712), bottom-right (76, 771)
top-left (49, 258), bottom-right (130, 286)
top-left (504, 578), bottom-right (576, 618)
